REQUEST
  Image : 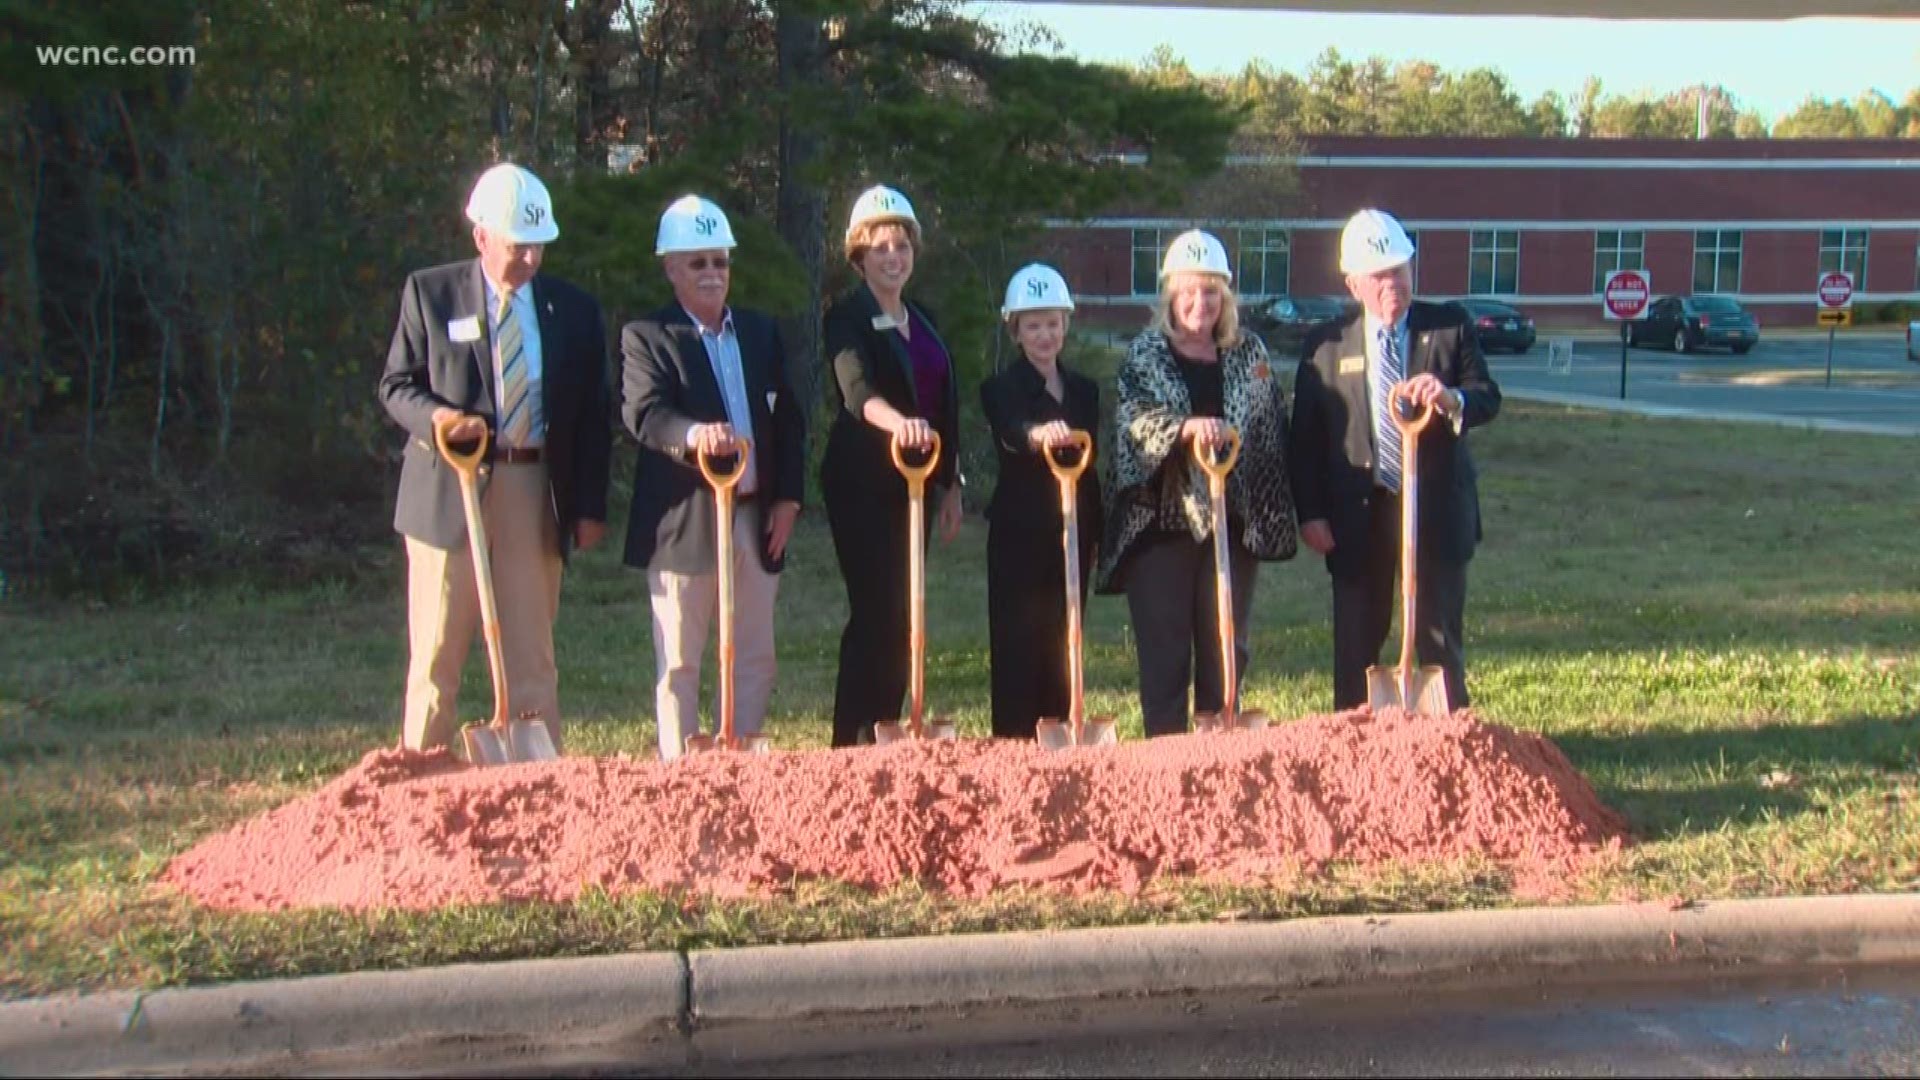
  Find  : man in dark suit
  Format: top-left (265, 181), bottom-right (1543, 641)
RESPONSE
top-left (621, 195), bottom-right (806, 760)
top-left (378, 162), bottom-right (612, 754)
top-left (1288, 209), bottom-right (1501, 711)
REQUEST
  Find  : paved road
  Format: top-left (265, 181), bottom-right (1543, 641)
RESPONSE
top-left (366, 965), bottom-right (1920, 1078)
top-left (1489, 335), bottom-right (1920, 435)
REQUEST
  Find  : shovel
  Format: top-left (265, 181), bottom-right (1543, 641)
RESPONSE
top-left (873, 430), bottom-right (958, 746)
top-left (684, 434), bottom-right (773, 756)
top-left (1190, 427), bottom-right (1270, 734)
top-left (1036, 430), bottom-right (1117, 751)
top-left (433, 412), bottom-right (560, 767)
top-left (1365, 385), bottom-right (1453, 719)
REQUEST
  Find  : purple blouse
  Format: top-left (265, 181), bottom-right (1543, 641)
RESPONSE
top-left (903, 310), bottom-right (948, 422)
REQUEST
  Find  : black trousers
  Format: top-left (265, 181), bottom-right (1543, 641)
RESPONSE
top-left (986, 523), bottom-right (1093, 740)
top-left (824, 479), bottom-right (921, 747)
top-left (1330, 489), bottom-right (1470, 711)
top-left (1123, 531), bottom-right (1259, 738)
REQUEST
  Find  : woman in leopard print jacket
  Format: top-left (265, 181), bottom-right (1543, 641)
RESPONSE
top-left (1095, 230), bottom-right (1298, 737)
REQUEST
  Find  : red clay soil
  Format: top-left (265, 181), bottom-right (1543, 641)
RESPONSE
top-left (160, 709), bottom-right (1632, 913)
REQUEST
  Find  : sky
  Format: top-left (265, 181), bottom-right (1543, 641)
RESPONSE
top-left (969, 2), bottom-right (1920, 124)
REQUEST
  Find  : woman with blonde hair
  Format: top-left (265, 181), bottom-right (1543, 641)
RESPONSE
top-left (819, 185), bottom-right (964, 747)
top-left (1096, 229), bottom-right (1298, 737)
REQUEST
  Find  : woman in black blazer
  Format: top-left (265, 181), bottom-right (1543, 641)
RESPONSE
top-left (820, 185), bottom-right (963, 747)
top-left (979, 265), bottom-right (1103, 740)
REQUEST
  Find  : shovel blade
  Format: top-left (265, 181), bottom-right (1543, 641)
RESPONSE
top-left (1234, 708), bottom-right (1271, 732)
top-left (683, 732), bottom-right (719, 755)
top-left (1366, 665), bottom-right (1452, 718)
top-left (871, 720), bottom-right (911, 746)
top-left (926, 715), bottom-right (959, 741)
top-left (507, 720), bottom-right (560, 762)
top-left (462, 724), bottom-right (510, 767)
top-left (1191, 711), bottom-right (1219, 734)
top-left (1078, 715), bottom-right (1119, 747)
top-left (1035, 718), bottom-right (1073, 752)
top-left (738, 734), bottom-right (774, 755)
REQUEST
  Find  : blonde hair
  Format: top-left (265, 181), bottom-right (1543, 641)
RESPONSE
top-left (845, 219), bottom-right (923, 268)
top-left (1149, 271), bottom-right (1241, 349)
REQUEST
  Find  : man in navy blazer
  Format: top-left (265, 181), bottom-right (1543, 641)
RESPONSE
top-left (1289, 209), bottom-right (1501, 712)
top-left (620, 195), bottom-right (806, 759)
top-left (379, 163), bottom-right (612, 753)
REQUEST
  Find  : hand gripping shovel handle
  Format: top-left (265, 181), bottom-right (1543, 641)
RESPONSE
top-left (1044, 431), bottom-right (1094, 740)
top-left (890, 430), bottom-right (941, 739)
top-left (1388, 385), bottom-right (1437, 705)
top-left (432, 414), bottom-right (513, 740)
top-left (1192, 427), bottom-right (1242, 725)
top-left (695, 436), bottom-right (751, 752)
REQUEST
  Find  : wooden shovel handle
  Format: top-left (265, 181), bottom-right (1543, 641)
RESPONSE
top-left (1042, 429), bottom-right (1094, 486)
top-left (697, 434), bottom-right (753, 492)
top-left (889, 429), bottom-right (941, 485)
top-left (1190, 425), bottom-right (1241, 480)
top-left (432, 412), bottom-right (490, 480)
top-left (1388, 382), bottom-right (1438, 437)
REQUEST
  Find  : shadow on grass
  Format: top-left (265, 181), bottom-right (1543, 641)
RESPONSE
top-left (1556, 710), bottom-right (1919, 838)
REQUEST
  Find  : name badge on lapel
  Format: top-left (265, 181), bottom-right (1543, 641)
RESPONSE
top-left (1337, 355), bottom-right (1366, 376)
top-left (766, 390), bottom-right (778, 412)
top-left (870, 314), bottom-right (899, 331)
top-left (448, 316), bottom-right (481, 343)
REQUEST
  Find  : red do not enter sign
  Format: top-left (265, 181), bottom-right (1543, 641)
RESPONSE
top-left (1817, 271), bottom-right (1854, 309)
top-left (1603, 269), bottom-right (1651, 320)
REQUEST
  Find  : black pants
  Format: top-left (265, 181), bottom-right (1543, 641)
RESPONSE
top-left (987, 524), bottom-right (1092, 740)
top-left (1331, 489), bottom-right (1470, 711)
top-left (1123, 532), bottom-right (1258, 738)
top-left (824, 480), bottom-right (920, 747)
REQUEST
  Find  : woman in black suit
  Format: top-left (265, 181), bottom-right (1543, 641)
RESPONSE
top-left (820, 185), bottom-right (963, 747)
top-left (979, 265), bottom-right (1103, 740)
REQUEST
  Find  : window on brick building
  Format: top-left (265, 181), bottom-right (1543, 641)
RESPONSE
top-left (1131, 229), bottom-right (1169, 297)
top-left (1468, 229), bottom-right (1519, 295)
top-left (1693, 230), bottom-right (1742, 293)
top-left (1235, 228), bottom-right (1290, 299)
top-left (1819, 228), bottom-right (1869, 290)
top-left (1593, 230), bottom-right (1646, 293)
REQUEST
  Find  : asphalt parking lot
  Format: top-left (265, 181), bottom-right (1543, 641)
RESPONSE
top-left (1489, 332), bottom-right (1920, 435)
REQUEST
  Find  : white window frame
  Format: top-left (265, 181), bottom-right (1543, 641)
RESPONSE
top-left (1593, 229), bottom-right (1646, 293)
top-left (1130, 228), bottom-right (1169, 297)
top-left (1235, 227), bottom-right (1290, 300)
top-left (1693, 229), bottom-right (1743, 293)
top-left (1468, 228), bottom-right (1519, 296)
top-left (1819, 228), bottom-right (1869, 291)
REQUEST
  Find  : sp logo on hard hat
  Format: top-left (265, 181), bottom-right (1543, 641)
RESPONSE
top-left (523, 203), bottom-right (547, 227)
top-left (695, 215), bottom-right (718, 236)
top-left (1027, 279), bottom-right (1049, 299)
top-left (1367, 236), bottom-right (1390, 254)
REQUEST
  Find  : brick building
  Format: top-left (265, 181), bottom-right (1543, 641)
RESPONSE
top-left (1041, 136), bottom-right (1920, 330)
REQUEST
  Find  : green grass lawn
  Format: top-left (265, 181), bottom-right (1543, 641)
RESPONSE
top-left (4, 398), bottom-right (1918, 998)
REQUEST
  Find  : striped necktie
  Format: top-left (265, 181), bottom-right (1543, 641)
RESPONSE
top-left (494, 290), bottom-right (532, 448)
top-left (1374, 325), bottom-right (1403, 493)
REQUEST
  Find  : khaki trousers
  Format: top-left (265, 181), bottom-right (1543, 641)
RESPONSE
top-left (647, 500), bottom-right (781, 761)
top-left (402, 462), bottom-right (564, 752)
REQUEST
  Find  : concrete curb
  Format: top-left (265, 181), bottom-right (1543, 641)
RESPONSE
top-left (690, 894), bottom-right (1920, 1023)
top-left (3, 895), bottom-right (1916, 1074)
top-left (0, 952), bottom-right (686, 1076)
top-left (1501, 386), bottom-right (1920, 437)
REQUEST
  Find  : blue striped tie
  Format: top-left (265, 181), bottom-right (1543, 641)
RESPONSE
top-left (495, 291), bottom-right (532, 448)
top-left (1375, 326), bottom-right (1403, 493)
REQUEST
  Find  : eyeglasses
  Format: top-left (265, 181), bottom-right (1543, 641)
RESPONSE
top-left (687, 256), bottom-right (731, 271)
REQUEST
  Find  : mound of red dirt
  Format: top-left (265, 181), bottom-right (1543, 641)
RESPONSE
top-left (160, 709), bottom-right (1631, 912)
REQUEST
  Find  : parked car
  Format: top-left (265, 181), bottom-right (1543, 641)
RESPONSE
top-left (1244, 294), bottom-right (1355, 355)
top-left (1458, 299), bottom-right (1537, 354)
top-left (1629, 295), bottom-right (1760, 355)
top-left (1907, 320), bottom-right (1920, 363)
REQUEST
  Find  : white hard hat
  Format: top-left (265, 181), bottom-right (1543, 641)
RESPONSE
top-left (1001, 263), bottom-right (1076, 319)
top-left (845, 184), bottom-right (918, 244)
top-left (1340, 209), bottom-right (1416, 275)
top-left (1160, 229), bottom-right (1232, 283)
top-left (656, 194), bottom-right (737, 256)
top-left (465, 163), bottom-right (559, 244)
